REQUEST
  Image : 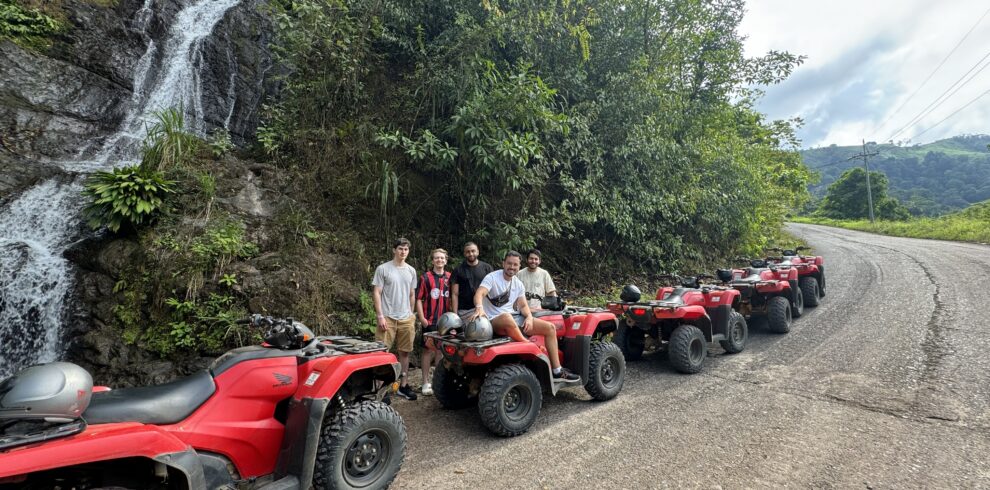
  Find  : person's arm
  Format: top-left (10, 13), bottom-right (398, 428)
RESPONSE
top-left (372, 286), bottom-right (388, 332)
top-left (517, 295), bottom-right (535, 333)
top-left (450, 280), bottom-right (460, 313)
top-left (409, 270), bottom-right (417, 320)
top-left (472, 286), bottom-right (489, 320)
top-left (545, 272), bottom-right (557, 297)
top-left (415, 276), bottom-right (428, 324)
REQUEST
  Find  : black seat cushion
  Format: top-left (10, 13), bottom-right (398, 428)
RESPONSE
top-left (84, 371), bottom-right (216, 425)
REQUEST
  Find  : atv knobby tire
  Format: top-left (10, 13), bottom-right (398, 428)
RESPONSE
top-left (767, 295), bottom-right (792, 334)
top-left (585, 341), bottom-right (626, 400)
top-left (433, 362), bottom-right (477, 409)
top-left (668, 325), bottom-right (707, 374)
top-left (718, 311), bottom-right (748, 354)
top-left (800, 276), bottom-right (820, 307)
top-left (613, 323), bottom-right (646, 361)
top-left (314, 400), bottom-right (406, 490)
top-left (791, 283), bottom-right (805, 318)
top-left (478, 364), bottom-right (542, 437)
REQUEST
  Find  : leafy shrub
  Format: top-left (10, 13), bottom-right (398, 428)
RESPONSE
top-left (82, 165), bottom-right (175, 232)
top-left (208, 128), bottom-right (234, 157)
top-left (0, 0), bottom-right (63, 50)
top-left (142, 108), bottom-right (200, 171)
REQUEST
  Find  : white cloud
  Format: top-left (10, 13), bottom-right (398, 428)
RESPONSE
top-left (740, 0), bottom-right (990, 147)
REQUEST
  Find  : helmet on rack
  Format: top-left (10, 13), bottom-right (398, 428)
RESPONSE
top-left (620, 284), bottom-right (641, 303)
top-left (463, 316), bottom-right (493, 341)
top-left (437, 312), bottom-right (462, 336)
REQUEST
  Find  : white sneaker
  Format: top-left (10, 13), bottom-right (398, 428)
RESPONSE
top-left (421, 383), bottom-right (434, 396)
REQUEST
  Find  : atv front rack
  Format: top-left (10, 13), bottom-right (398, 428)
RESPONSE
top-left (321, 336), bottom-right (388, 354)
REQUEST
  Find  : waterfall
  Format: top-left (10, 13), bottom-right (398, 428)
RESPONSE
top-left (0, 0), bottom-right (245, 378)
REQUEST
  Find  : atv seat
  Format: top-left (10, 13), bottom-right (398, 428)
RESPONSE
top-left (83, 371), bottom-right (216, 425)
top-left (532, 310), bottom-right (561, 318)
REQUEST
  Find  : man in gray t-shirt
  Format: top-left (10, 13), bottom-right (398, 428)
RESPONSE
top-left (372, 238), bottom-right (418, 400)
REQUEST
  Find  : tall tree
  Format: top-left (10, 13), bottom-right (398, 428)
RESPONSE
top-left (818, 167), bottom-right (910, 220)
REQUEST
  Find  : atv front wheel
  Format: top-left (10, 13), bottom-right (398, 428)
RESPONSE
top-left (613, 323), bottom-right (646, 361)
top-left (800, 276), bottom-right (820, 307)
top-left (478, 364), bottom-right (542, 437)
top-left (314, 401), bottom-right (406, 490)
top-left (433, 362), bottom-right (477, 409)
top-left (718, 311), bottom-right (748, 354)
top-left (668, 325), bottom-right (707, 374)
top-left (791, 284), bottom-right (805, 318)
top-left (585, 342), bottom-right (626, 400)
top-left (767, 296), bottom-right (792, 334)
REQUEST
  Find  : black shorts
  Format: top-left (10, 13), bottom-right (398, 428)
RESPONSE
top-left (421, 323), bottom-right (437, 347)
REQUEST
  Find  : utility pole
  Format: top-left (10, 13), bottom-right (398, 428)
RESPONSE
top-left (848, 139), bottom-right (879, 223)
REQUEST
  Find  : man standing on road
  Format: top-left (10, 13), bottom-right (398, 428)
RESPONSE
top-left (516, 248), bottom-right (557, 310)
top-left (450, 242), bottom-right (494, 323)
top-left (372, 237), bottom-right (418, 401)
top-left (415, 248), bottom-right (450, 396)
top-left (470, 251), bottom-right (579, 381)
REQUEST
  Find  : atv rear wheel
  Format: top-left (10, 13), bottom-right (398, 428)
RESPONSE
top-left (478, 364), bottom-right (542, 437)
top-left (314, 400), bottom-right (406, 490)
top-left (718, 311), bottom-right (748, 354)
top-left (585, 342), bottom-right (626, 400)
top-left (613, 323), bottom-right (646, 361)
top-left (668, 325), bottom-right (707, 374)
top-left (767, 296), bottom-right (792, 334)
top-left (433, 362), bottom-right (477, 409)
top-left (791, 284), bottom-right (805, 318)
top-left (800, 276), bottom-right (820, 307)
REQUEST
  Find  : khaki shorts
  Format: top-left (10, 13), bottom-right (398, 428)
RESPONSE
top-left (376, 315), bottom-right (415, 353)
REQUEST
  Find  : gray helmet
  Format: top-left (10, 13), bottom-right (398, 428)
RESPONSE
top-left (620, 284), bottom-right (641, 302)
top-left (0, 362), bottom-right (93, 422)
top-left (463, 316), bottom-right (493, 341)
top-left (437, 312), bottom-right (462, 336)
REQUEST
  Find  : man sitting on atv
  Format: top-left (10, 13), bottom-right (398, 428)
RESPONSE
top-left (470, 251), bottom-right (580, 381)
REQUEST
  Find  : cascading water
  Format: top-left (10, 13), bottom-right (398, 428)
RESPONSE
top-left (0, 0), bottom-right (244, 378)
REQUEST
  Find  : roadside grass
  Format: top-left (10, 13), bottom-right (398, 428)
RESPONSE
top-left (790, 212), bottom-right (990, 244)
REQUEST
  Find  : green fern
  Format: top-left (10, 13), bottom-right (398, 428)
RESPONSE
top-left (82, 165), bottom-right (175, 233)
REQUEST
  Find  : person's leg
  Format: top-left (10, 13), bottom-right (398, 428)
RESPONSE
top-left (528, 318), bottom-right (561, 370)
top-left (421, 326), bottom-right (435, 386)
top-left (490, 313), bottom-right (527, 342)
top-left (395, 316), bottom-right (418, 400)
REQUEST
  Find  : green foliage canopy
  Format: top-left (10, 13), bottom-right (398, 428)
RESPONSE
top-left (263, 0), bottom-right (813, 278)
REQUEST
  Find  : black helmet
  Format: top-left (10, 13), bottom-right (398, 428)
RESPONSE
top-left (620, 284), bottom-right (641, 302)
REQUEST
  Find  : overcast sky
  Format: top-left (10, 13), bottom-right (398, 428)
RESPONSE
top-left (738, 1), bottom-right (990, 148)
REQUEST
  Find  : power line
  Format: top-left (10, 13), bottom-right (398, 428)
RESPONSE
top-left (886, 49), bottom-right (990, 142)
top-left (873, 5), bottom-right (990, 138)
top-left (908, 87), bottom-right (990, 141)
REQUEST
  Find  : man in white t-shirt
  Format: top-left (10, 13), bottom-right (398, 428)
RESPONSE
top-left (516, 248), bottom-right (556, 309)
top-left (470, 251), bottom-right (579, 381)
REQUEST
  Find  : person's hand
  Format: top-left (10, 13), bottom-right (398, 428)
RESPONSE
top-left (523, 314), bottom-right (534, 334)
top-left (377, 316), bottom-right (388, 332)
top-left (470, 305), bottom-right (485, 322)
top-left (418, 314), bottom-right (428, 325)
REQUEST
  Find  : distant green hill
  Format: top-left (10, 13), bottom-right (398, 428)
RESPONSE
top-left (801, 135), bottom-right (990, 216)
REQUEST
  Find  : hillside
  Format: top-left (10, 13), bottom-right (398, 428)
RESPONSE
top-left (801, 135), bottom-right (990, 215)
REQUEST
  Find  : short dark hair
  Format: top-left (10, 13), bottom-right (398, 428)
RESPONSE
top-left (393, 237), bottom-right (411, 249)
top-left (527, 249), bottom-right (541, 259)
top-left (504, 250), bottom-right (522, 261)
top-left (463, 241), bottom-right (478, 250)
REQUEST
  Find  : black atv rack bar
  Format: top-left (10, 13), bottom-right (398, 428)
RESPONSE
top-left (0, 419), bottom-right (86, 452)
top-left (320, 336), bottom-right (388, 354)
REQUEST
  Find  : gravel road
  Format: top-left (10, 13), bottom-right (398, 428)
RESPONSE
top-left (388, 223), bottom-right (990, 488)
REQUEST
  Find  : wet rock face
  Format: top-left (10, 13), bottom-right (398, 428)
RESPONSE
top-left (0, 0), bottom-right (273, 162)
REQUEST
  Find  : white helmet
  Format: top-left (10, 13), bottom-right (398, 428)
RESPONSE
top-left (463, 316), bottom-right (493, 341)
top-left (437, 312), bottom-right (462, 336)
top-left (0, 362), bottom-right (93, 422)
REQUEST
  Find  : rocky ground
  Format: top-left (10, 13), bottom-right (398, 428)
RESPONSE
top-left (387, 223), bottom-right (990, 488)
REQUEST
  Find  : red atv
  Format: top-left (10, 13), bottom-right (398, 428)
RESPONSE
top-left (606, 275), bottom-right (748, 373)
top-left (717, 258), bottom-right (803, 333)
top-left (424, 296), bottom-right (625, 437)
top-left (766, 247), bottom-right (826, 307)
top-left (0, 315), bottom-right (407, 490)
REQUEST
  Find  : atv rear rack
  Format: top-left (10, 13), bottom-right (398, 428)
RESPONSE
top-left (0, 419), bottom-right (86, 452)
top-left (321, 336), bottom-right (389, 354)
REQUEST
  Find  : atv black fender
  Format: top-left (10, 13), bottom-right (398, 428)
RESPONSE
top-left (706, 304), bottom-right (733, 340)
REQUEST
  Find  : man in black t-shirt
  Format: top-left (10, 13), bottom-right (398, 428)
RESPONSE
top-left (450, 242), bottom-right (495, 322)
